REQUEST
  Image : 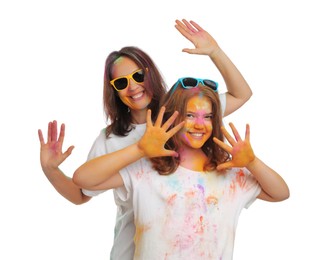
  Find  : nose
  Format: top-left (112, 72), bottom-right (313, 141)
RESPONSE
top-left (194, 117), bottom-right (205, 129)
top-left (126, 78), bottom-right (139, 91)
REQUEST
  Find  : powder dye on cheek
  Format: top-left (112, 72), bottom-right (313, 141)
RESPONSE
top-left (179, 128), bottom-right (192, 146)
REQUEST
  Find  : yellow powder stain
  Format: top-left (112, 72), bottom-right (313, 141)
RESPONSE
top-left (134, 222), bottom-right (151, 257)
top-left (206, 196), bottom-right (218, 205)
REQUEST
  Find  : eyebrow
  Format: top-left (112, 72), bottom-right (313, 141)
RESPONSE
top-left (186, 111), bottom-right (213, 115)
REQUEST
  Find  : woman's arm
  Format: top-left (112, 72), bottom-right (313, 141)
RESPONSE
top-left (38, 120), bottom-right (91, 205)
top-left (175, 19), bottom-right (252, 116)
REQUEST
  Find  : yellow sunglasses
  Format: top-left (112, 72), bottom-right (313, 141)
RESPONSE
top-left (110, 69), bottom-right (145, 91)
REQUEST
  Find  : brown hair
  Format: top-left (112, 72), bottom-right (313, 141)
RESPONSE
top-left (150, 83), bottom-right (230, 175)
top-left (103, 46), bottom-right (167, 137)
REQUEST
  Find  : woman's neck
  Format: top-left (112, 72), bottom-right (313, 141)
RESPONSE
top-left (130, 109), bottom-right (147, 124)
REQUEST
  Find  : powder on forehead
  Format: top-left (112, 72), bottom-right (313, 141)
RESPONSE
top-left (114, 56), bottom-right (124, 65)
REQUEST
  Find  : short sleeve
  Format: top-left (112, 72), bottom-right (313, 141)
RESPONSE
top-left (117, 158), bottom-right (151, 202)
top-left (241, 169), bottom-right (262, 209)
top-left (219, 93), bottom-right (226, 117)
top-left (82, 129), bottom-right (108, 197)
top-left (87, 128), bottom-right (108, 161)
top-left (116, 169), bottom-right (132, 202)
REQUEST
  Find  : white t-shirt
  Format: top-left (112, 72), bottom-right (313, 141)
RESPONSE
top-left (82, 123), bottom-right (146, 260)
top-left (82, 93), bottom-right (226, 260)
top-left (120, 159), bottom-right (261, 260)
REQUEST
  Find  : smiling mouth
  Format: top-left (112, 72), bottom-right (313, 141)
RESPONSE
top-left (130, 91), bottom-right (144, 100)
top-left (189, 132), bottom-right (204, 137)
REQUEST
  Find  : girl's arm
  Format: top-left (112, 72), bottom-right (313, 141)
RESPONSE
top-left (175, 19), bottom-right (252, 116)
top-left (73, 108), bottom-right (185, 190)
top-left (213, 122), bottom-right (290, 202)
top-left (73, 142), bottom-right (144, 189)
top-left (245, 157), bottom-right (289, 202)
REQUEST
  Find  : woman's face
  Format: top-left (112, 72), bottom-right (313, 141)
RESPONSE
top-left (111, 56), bottom-right (152, 111)
top-left (179, 95), bottom-right (213, 149)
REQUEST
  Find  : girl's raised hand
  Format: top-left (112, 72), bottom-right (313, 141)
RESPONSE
top-left (213, 122), bottom-right (255, 171)
top-left (138, 107), bottom-right (185, 158)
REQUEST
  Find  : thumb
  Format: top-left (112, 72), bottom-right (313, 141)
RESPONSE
top-left (216, 161), bottom-right (232, 171)
top-left (63, 146), bottom-right (75, 159)
top-left (182, 48), bottom-right (199, 54)
top-left (163, 149), bottom-right (179, 158)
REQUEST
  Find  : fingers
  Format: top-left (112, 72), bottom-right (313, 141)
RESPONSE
top-left (38, 129), bottom-right (45, 145)
top-left (228, 122), bottom-right (242, 142)
top-left (175, 19), bottom-right (189, 31)
top-left (146, 109), bottom-right (153, 127)
top-left (47, 121), bottom-right (52, 143)
top-left (216, 161), bottom-right (233, 171)
top-left (220, 126), bottom-right (236, 146)
top-left (189, 20), bottom-right (204, 32)
top-left (161, 110), bottom-right (179, 131)
top-left (153, 107), bottom-right (180, 132)
top-left (167, 121), bottom-right (185, 137)
top-left (63, 145), bottom-right (75, 159)
top-left (245, 124), bottom-right (250, 141)
top-left (57, 123), bottom-right (65, 149)
top-left (175, 20), bottom-right (191, 39)
top-left (154, 106), bottom-right (165, 127)
top-left (182, 19), bottom-right (197, 33)
top-left (213, 137), bottom-right (232, 153)
top-left (228, 122), bottom-right (250, 142)
top-left (163, 150), bottom-right (179, 158)
top-left (43, 120), bottom-right (64, 144)
top-left (50, 120), bottom-right (58, 142)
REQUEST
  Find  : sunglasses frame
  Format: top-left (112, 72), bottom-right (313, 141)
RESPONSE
top-left (173, 77), bottom-right (218, 92)
top-left (110, 69), bottom-right (145, 91)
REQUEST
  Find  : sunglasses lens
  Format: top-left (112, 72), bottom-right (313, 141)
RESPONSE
top-left (132, 70), bottom-right (144, 83)
top-left (203, 80), bottom-right (218, 91)
top-left (182, 77), bottom-right (198, 88)
top-left (114, 78), bottom-right (128, 90)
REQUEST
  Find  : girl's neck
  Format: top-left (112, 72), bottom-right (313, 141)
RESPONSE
top-left (178, 147), bottom-right (207, 172)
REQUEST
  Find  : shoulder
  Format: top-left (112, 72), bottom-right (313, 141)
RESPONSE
top-left (220, 167), bottom-right (251, 183)
top-left (124, 158), bottom-right (154, 175)
top-left (224, 167), bottom-right (259, 190)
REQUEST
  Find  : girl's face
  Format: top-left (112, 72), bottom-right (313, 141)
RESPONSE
top-left (111, 56), bottom-right (152, 111)
top-left (179, 95), bottom-right (213, 149)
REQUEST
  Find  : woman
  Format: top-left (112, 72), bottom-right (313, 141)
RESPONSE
top-left (73, 79), bottom-right (289, 259)
top-left (38, 19), bottom-right (253, 259)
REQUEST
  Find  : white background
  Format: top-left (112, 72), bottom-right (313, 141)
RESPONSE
top-left (1, 0), bottom-right (328, 259)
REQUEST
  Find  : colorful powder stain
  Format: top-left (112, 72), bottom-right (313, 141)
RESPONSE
top-left (134, 222), bottom-right (151, 257)
top-left (167, 194), bottom-right (177, 206)
top-left (230, 169), bottom-right (247, 195)
top-left (206, 195), bottom-right (218, 205)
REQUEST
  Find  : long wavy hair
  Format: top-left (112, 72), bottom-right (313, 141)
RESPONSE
top-left (150, 83), bottom-right (230, 175)
top-left (103, 46), bottom-right (167, 137)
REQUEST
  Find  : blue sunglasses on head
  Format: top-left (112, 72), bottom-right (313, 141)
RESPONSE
top-left (173, 77), bottom-right (218, 92)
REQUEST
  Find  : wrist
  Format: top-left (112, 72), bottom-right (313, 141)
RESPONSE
top-left (42, 164), bottom-right (60, 175)
top-left (246, 156), bottom-right (258, 170)
top-left (135, 142), bottom-right (147, 158)
top-left (209, 47), bottom-right (222, 59)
